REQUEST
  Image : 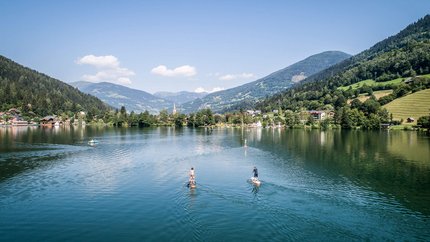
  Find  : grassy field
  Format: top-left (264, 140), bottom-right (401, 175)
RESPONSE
top-left (338, 74), bottom-right (430, 91)
top-left (347, 90), bottom-right (393, 103)
top-left (338, 78), bottom-right (404, 91)
top-left (384, 88), bottom-right (430, 124)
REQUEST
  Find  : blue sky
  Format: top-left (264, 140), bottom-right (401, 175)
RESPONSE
top-left (0, 1), bottom-right (429, 93)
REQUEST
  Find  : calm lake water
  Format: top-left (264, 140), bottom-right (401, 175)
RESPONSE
top-left (0, 126), bottom-right (429, 241)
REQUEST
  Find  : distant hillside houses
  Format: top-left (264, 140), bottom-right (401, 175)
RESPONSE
top-left (0, 108), bottom-right (28, 126)
top-left (0, 108), bottom-right (87, 127)
top-left (309, 110), bottom-right (335, 121)
top-left (246, 110), bottom-right (262, 116)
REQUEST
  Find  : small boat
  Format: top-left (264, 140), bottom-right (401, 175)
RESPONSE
top-left (251, 177), bottom-right (261, 186)
top-left (88, 139), bottom-right (99, 145)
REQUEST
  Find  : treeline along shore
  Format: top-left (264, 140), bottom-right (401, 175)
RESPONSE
top-left (1, 104), bottom-right (429, 132)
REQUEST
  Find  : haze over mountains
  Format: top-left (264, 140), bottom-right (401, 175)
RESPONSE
top-left (179, 51), bottom-right (351, 113)
top-left (153, 91), bottom-right (207, 105)
top-left (70, 81), bottom-right (174, 113)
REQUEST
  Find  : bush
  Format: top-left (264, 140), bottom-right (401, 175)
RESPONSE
top-left (391, 120), bottom-right (402, 125)
top-left (417, 116), bottom-right (430, 128)
top-left (403, 126), bottom-right (414, 131)
top-left (378, 94), bottom-right (395, 105)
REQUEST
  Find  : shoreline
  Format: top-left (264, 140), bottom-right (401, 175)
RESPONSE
top-left (1, 123), bottom-right (426, 132)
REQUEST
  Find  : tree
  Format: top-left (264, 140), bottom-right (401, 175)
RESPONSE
top-left (363, 114), bottom-right (381, 129)
top-left (350, 99), bottom-right (362, 109)
top-left (320, 118), bottom-right (331, 130)
top-left (393, 84), bottom-right (409, 98)
top-left (187, 113), bottom-right (196, 127)
top-left (174, 114), bottom-right (187, 127)
top-left (158, 109), bottom-right (169, 124)
top-left (417, 116), bottom-right (430, 128)
top-left (341, 108), bottom-right (366, 129)
top-left (129, 111), bottom-right (138, 126)
top-left (334, 94), bottom-right (347, 108)
top-left (138, 111), bottom-right (153, 127)
top-left (361, 99), bottom-right (380, 115)
top-left (284, 110), bottom-right (297, 127)
top-left (306, 115), bottom-right (315, 126)
top-left (194, 108), bottom-right (215, 127)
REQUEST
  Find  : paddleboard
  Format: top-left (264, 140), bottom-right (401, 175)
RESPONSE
top-left (88, 139), bottom-right (99, 145)
top-left (188, 180), bottom-right (196, 189)
top-left (251, 177), bottom-right (261, 186)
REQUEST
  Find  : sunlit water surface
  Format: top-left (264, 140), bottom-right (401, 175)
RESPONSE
top-left (0, 126), bottom-right (429, 241)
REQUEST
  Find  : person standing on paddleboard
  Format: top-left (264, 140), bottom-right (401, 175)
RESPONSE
top-left (253, 166), bottom-right (258, 178)
top-left (189, 167), bottom-right (195, 185)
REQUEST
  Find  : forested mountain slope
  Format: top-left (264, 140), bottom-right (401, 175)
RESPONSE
top-left (257, 15), bottom-right (430, 114)
top-left (0, 55), bottom-right (110, 116)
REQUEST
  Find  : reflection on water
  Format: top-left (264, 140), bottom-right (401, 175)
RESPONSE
top-left (251, 184), bottom-right (260, 196)
top-left (0, 126), bottom-right (429, 241)
top-left (245, 128), bottom-right (430, 215)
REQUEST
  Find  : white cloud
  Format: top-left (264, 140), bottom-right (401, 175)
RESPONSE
top-left (117, 77), bottom-right (132, 84)
top-left (194, 87), bottom-right (206, 93)
top-left (194, 87), bottom-right (224, 93)
top-left (76, 55), bottom-right (119, 68)
top-left (219, 73), bottom-right (255, 81)
top-left (76, 55), bottom-right (135, 84)
top-left (151, 65), bottom-right (196, 77)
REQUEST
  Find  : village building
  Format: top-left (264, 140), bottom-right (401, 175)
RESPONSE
top-left (8, 108), bottom-right (21, 116)
top-left (11, 115), bottom-right (28, 126)
top-left (309, 110), bottom-right (327, 121)
top-left (41, 116), bottom-right (57, 126)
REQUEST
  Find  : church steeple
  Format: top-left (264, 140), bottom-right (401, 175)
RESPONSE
top-left (172, 103), bottom-right (177, 115)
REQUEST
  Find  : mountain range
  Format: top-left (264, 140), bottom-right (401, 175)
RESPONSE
top-left (179, 51), bottom-right (351, 113)
top-left (153, 91), bottom-right (208, 105)
top-left (70, 81), bottom-right (174, 114)
top-left (69, 51), bottom-right (350, 114)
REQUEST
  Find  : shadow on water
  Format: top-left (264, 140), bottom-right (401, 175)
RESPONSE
top-left (245, 128), bottom-right (430, 215)
top-left (0, 149), bottom-right (67, 181)
top-left (0, 126), bottom-right (107, 182)
top-left (251, 184), bottom-right (260, 197)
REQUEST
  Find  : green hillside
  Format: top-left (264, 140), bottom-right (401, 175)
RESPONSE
top-left (0, 55), bottom-right (110, 116)
top-left (256, 15), bottom-right (430, 129)
top-left (338, 78), bottom-right (403, 91)
top-left (384, 88), bottom-right (430, 124)
top-left (338, 74), bottom-right (430, 91)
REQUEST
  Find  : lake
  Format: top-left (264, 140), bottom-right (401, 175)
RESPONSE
top-left (0, 126), bottom-right (429, 241)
